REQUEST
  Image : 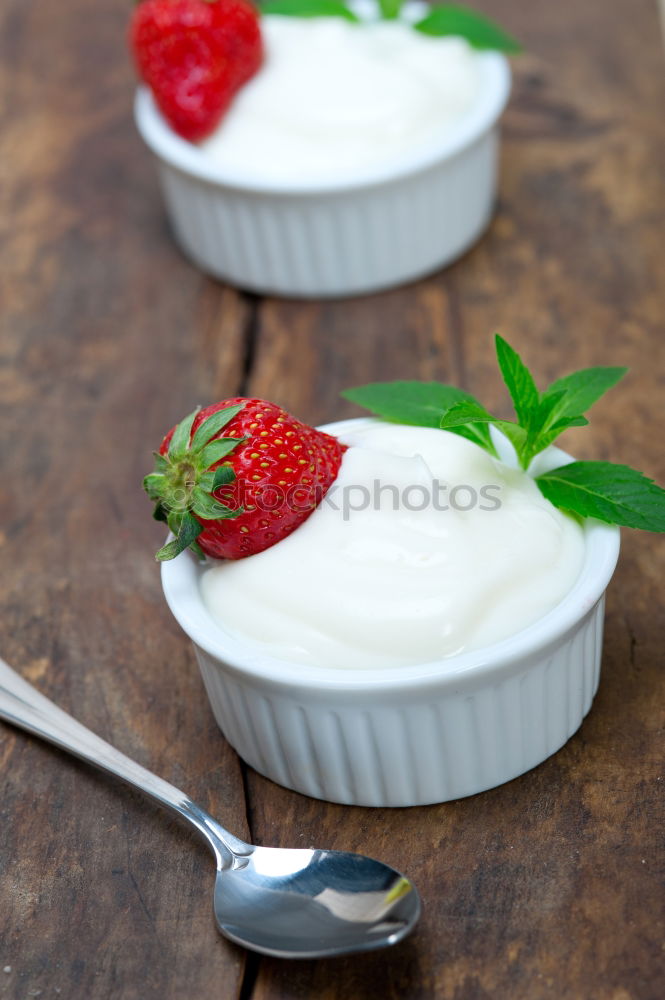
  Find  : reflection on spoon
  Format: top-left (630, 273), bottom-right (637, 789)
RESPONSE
top-left (0, 656), bottom-right (421, 958)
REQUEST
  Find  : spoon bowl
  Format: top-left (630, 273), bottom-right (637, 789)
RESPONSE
top-left (214, 846), bottom-right (420, 958)
top-left (0, 656), bottom-right (420, 958)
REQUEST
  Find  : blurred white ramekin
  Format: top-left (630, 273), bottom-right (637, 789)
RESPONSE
top-left (160, 419), bottom-right (620, 807)
top-left (133, 48), bottom-right (510, 298)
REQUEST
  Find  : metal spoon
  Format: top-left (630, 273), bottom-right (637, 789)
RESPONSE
top-left (0, 657), bottom-right (420, 958)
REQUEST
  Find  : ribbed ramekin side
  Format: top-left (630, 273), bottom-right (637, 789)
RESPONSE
top-left (153, 127), bottom-right (497, 298)
top-left (192, 598), bottom-right (606, 807)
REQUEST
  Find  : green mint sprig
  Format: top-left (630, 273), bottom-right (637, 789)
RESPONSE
top-left (377, 0), bottom-right (402, 19)
top-left (536, 463), bottom-right (665, 532)
top-left (261, 0), bottom-right (360, 22)
top-left (413, 5), bottom-right (521, 51)
top-left (340, 380), bottom-right (500, 455)
top-left (438, 336), bottom-right (627, 471)
top-left (260, 2), bottom-right (521, 52)
top-left (341, 335), bottom-right (665, 532)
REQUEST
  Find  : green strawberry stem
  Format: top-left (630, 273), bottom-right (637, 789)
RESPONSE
top-left (143, 403), bottom-right (246, 561)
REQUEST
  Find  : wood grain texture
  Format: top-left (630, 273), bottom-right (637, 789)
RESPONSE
top-left (1, 0), bottom-right (664, 998)
top-left (243, 2), bottom-right (665, 998)
top-left (0, 2), bottom-right (251, 998)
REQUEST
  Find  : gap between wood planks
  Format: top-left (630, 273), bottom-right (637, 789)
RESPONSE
top-left (238, 293), bottom-right (261, 397)
top-left (232, 290), bottom-right (264, 1000)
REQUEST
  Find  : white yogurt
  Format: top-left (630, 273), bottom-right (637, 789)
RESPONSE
top-left (200, 14), bottom-right (482, 181)
top-left (200, 424), bottom-right (586, 669)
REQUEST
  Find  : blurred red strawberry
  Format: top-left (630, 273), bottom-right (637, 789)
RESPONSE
top-left (129, 0), bottom-right (263, 141)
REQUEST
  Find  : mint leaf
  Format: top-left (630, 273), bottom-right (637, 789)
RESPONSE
top-left (509, 390), bottom-right (571, 465)
top-left (261, 0), bottom-right (360, 21)
top-left (341, 343), bottom-right (665, 535)
top-left (540, 367), bottom-right (627, 423)
top-left (342, 380), bottom-right (496, 455)
top-left (495, 334), bottom-right (540, 431)
top-left (529, 414), bottom-right (589, 456)
top-left (438, 399), bottom-right (506, 451)
top-left (493, 339), bottom-right (610, 468)
top-left (492, 420), bottom-right (528, 456)
top-left (413, 5), bottom-right (521, 52)
top-left (439, 400), bottom-right (527, 457)
top-left (526, 366), bottom-right (626, 461)
top-left (536, 462), bottom-right (665, 532)
top-left (550, 416), bottom-right (589, 431)
top-left (451, 422), bottom-right (498, 453)
top-left (342, 381), bottom-right (480, 427)
top-left (430, 348), bottom-right (617, 471)
top-left (439, 399), bottom-right (494, 427)
top-left (377, 0), bottom-right (402, 18)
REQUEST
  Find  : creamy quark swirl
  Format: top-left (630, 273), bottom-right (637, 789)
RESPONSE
top-left (200, 424), bottom-right (585, 669)
top-left (200, 14), bottom-right (482, 181)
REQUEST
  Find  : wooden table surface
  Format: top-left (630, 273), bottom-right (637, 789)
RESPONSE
top-left (2, 1), bottom-right (664, 997)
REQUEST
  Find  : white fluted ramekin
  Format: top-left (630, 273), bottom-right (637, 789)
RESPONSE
top-left (161, 419), bottom-right (620, 807)
top-left (133, 48), bottom-right (510, 298)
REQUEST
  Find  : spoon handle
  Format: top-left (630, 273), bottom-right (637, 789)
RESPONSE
top-left (0, 656), bottom-right (250, 866)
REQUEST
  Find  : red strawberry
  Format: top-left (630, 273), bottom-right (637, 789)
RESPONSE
top-left (129, 0), bottom-right (263, 142)
top-left (143, 398), bottom-right (346, 560)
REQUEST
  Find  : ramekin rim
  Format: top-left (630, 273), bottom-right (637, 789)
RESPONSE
top-left (160, 419), bottom-right (621, 693)
top-left (133, 50), bottom-right (510, 196)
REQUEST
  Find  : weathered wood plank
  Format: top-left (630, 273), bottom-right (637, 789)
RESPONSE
top-left (2, 0), bottom-right (664, 996)
top-left (0, 2), bottom-right (252, 997)
top-left (243, 2), bottom-right (665, 998)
